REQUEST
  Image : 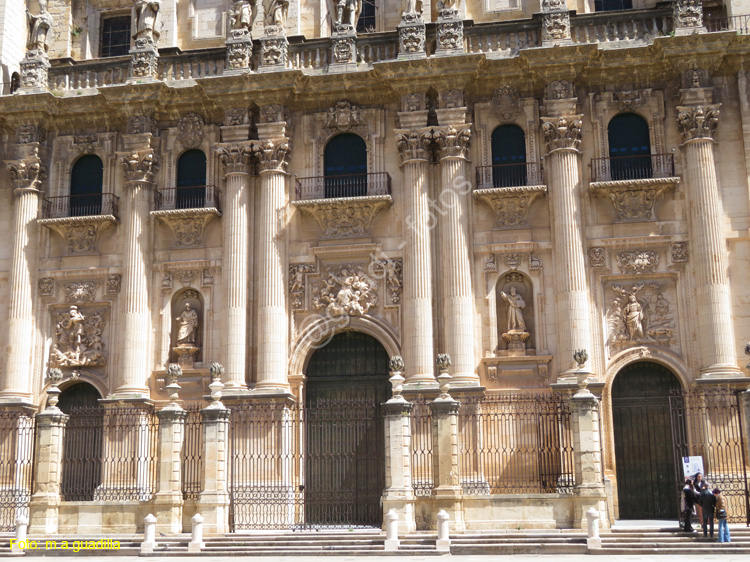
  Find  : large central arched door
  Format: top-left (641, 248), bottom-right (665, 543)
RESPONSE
top-left (612, 361), bottom-right (681, 519)
top-left (304, 331), bottom-right (389, 527)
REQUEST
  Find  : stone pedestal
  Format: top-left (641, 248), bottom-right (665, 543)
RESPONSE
top-left (673, 0), bottom-right (706, 35)
top-left (18, 50), bottom-right (49, 93)
top-left (225, 29), bottom-right (254, 73)
top-left (173, 346), bottom-right (200, 368)
top-left (198, 405), bottom-right (231, 534)
top-left (429, 398), bottom-right (465, 531)
top-left (398, 14), bottom-right (426, 59)
top-left (154, 407), bottom-right (187, 534)
top-left (28, 409), bottom-right (68, 535)
top-left (128, 40), bottom-right (159, 82)
top-left (435, 10), bottom-right (463, 56)
top-left (501, 331), bottom-right (531, 356)
top-left (259, 29), bottom-right (289, 71)
top-left (382, 400), bottom-right (416, 533)
top-left (330, 26), bottom-right (357, 70)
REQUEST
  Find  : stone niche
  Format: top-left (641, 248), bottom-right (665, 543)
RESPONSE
top-left (170, 288), bottom-right (203, 367)
top-left (496, 271), bottom-right (535, 356)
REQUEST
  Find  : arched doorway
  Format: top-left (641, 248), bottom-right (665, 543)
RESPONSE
top-left (612, 361), bottom-right (681, 519)
top-left (304, 331), bottom-right (389, 527)
top-left (59, 382), bottom-right (103, 501)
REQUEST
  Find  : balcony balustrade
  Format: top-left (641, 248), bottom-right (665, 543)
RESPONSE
top-left (475, 162), bottom-right (544, 190)
top-left (590, 153), bottom-right (675, 183)
top-left (295, 172), bottom-right (391, 201)
top-left (42, 193), bottom-right (119, 219)
top-left (706, 15), bottom-right (750, 34)
top-left (153, 186), bottom-right (221, 212)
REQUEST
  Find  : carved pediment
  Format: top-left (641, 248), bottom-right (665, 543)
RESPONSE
top-left (589, 177), bottom-right (680, 222)
top-left (38, 215), bottom-right (118, 254)
top-left (474, 185), bottom-right (547, 228)
top-left (292, 195), bottom-right (392, 239)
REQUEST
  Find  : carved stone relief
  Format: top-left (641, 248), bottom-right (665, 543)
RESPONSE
top-left (17, 124), bottom-right (46, 144)
top-left (670, 242), bottom-right (689, 264)
top-left (492, 86), bottom-right (521, 123)
top-left (39, 218), bottom-right (115, 254)
top-left (613, 91), bottom-right (645, 112)
top-left (324, 101), bottom-right (365, 136)
top-left (474, 185), bottom-right (547, 228)
top-left (605, 281), bottom-right (676, 354)
top-left (529, 255), bottom-right (543, 270)
top-left (202, 269), bottom-right (214, 286)
top-left (293, 196), bottom-right (392, 238)
top-left (290, 264), bottom-right (317, 309)
top-left (224, 107), bottom-right (248, 126)
top-left (617, 250), bottom-right (659, 275)
top-left (153, 210), bottom-right (220, 246)
top-left (64, 281), bottom-right (98, 303)
top-left (312, 264), bottom-right (379, 317)
top-left (39, 278), bottom-right (55, 297)
top-left (49, 305), bottom-right (108, 368)
top-left (127, 115), bottom-right (156, 135)
top-left (176, 113), bottom-right (205, 149)
top-left (504, 254), bottom-right (521, 270)
top-left (588, 247), bottom-right (607, 268)
top-left (589, 178), bottom-right (678, 222)
top-left (484, 254), bottom-right (497, 271)
top-left (674, 0), bottom-right (703, 28)
top-left (371, 258), bottom-right (403, 304)
top-left (106, 275), bottom-right (122, 294)
top-left (541, 115), bottom-right (582, 151)
top-left (545, 80), bottom-right (574, 101)
top-left (676, 105), bottom-right (720, 142)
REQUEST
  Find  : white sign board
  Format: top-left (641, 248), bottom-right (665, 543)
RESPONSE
top-left (682, 456), bottom-right (705, 478)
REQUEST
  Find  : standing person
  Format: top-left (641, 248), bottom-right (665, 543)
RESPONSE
top-left (713, 488), bottom-right (731, 543)
top-left (699, 482), bottom-right (716, 538)
top-left (693, 473), bottom-right (706, 524)
top-left (681, 478), bottom-right (697, 532)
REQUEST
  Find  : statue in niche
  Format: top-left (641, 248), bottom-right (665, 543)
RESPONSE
top-left (133, 0), bottom-right (161, 43)
top-left (329, 0), bottom-right (362, 31)
top-left (623, 293), bottom-right (644, 342)
top-left (263, 0), bottom-right (289, 28)
top-left (176, 303), bottom-right (199, 346)
top-left (230, 0), bottom-right (257, 31)
top-left (172, 296), bottom-right (201, 367)
top-left (26, 0), bottom-right (53, 53)
top-left (500, 287), bottom-right (526, 332)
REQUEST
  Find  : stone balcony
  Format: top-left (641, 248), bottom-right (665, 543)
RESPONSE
top-left (150, 186), bottom-right (222, 247)
top-left (38, 193), bottom-right (119, 254)
top-left (474, 162), bottom-right (547, 229)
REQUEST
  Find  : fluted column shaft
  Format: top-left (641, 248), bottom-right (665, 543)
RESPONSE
top-left (433, 125), bottom-right (476, 385)
top-left (679, 105), bottom-right (738, 375)
top-left (218, 146), bottom-right (252, 390)
top-left (254, 138), bottom-right (291, 392)
top-left (118, 177), bottom-right (154, 395)
top-left (397, 130), bottom-right (435, 384)
top-left (2, 185), bottom-right (41, 402)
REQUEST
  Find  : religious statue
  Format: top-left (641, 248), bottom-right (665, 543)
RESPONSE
top-left (329, 0), bottom-right (362, 30)
top-left (263, 0), bottom-right (289, 28)
top-left (623, 294), bottom-right (644, 341)
top-left (230, 0), bottom-right (257, 31)
top-left (133, 0), bottom-right (161, 43)
top-left (500, 287), bottom-right (526, 332)
top-left (402, 0), bottom-right (422, 16)
top-left (26, 0), bottom-right (54, 53)
top-left (175, 303), bottom-right (199, 346)
top-left (437, 0), bottom-right (460, 11)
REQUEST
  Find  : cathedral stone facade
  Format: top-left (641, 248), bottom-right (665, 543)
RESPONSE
top-left (0, 0), bottom-right (749, 538)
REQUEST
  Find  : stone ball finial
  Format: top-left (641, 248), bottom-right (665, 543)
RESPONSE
top-left (573, 349), bottom-right (588, 369)
top-left (436, 353), bottom-right (452, 372)
top-left (209, 362), bottom-right (225, 382)
top-left (389, 355), bottom-right (405, 373)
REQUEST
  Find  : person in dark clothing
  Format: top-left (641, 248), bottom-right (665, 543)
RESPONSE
top-left (699, 482), bottom-right (717, 537)
top-left (682, 478), bottom-right (698, 532)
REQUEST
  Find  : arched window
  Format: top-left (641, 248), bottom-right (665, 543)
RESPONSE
top-left (608, 113), bottom-right (651, 180)
top-left (324, 133), bottom-right (367, 198)
top-left (176, 149), bottom-right (207, 209)
top-left (70, 155), bottom-right (104, 216)
top-left (357, 0), bottom-right (376, 32)
top-left (491, 124), bottom-right (527, 187)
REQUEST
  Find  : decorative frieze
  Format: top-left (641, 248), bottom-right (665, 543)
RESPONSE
top-left (433, 126), bottom-right (471, 159)
top-left (589, 178), bottom-right (679, 222)
top-left (541, 115), bottom-right (582, 152)
top-left (176, 113), bottom-right (205, 149)
top-left (669, 242), bottom-right (689, 264)
top-left (616, 250), bottom-right (659, 275)
top-left (676, 105), bottom-right (720, 142)
top-left (64, 281), bottom-right (99, 303)
top-left (121, 150), bottom-right (159, 183)
top-left (605, 282), bottom-right (676, 353)
top-left (474, 185), bottom-right (547, 228)
top-left (293, 195), bottom-right (392, 238)
top-left (49, 305), bottom-right (108, 368)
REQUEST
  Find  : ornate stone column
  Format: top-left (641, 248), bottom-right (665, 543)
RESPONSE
top-left (395, 121), bottom-right (436, 386)
top-left (217, 144), bottom-right (253, 392)
top-left (1, 146), bottom-right (45, 403)
top-left (677, 102), bottom-right (740, 377)
top-left (541, 92), bottom-right (592, 378)
top-left (434, 119), bottom-right (477, 386)
top-left (115, 145), bottom-right (159, 396)
top-left (253, 109), bottom-right (292, 394)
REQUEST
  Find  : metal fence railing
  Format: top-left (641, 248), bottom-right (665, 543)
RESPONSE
top-left (0, 411), bottom-right (35, 532)
top-left (706, 15), bottom-right (750, 34)
top-left (42, 193), bottom-right (120, 219)
top-left (591, 153), bottom-right (675, 182)
top-left (153, 186), bottom-right (221, 212)
top-left (295, 172), bottom-right (391, 200)
top-left (410, 397), bottom-right (434, 497)
top-left (181, 404), bottom-right (204, 501)
top-left (475, 162), bottom-right (544, 189)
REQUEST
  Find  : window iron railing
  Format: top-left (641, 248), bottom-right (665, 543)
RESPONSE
top-left (475, 162), bottom-right (544, 189)
top-left (590, 153), bottom-right (675, 182)
top-left (706, 15), bottom-right (750, 34)
top-left (295, 172), bottom-right (391, 200)
top-left (153, 185), bottom-right (221, 212)
top-left (42, 193), bottom-right (119, 219)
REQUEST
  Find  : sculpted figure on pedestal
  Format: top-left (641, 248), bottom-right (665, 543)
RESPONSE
top-left (402, 0), bottom-right (423, 16)
top-left (26, 0), bottom-right (53, 53)
top-left (176, 303), bottom-right (199, 346)
top-left (263, 0), bottom-right (289, 27)
top-left (500, 287), bottom-right (526, 332)
top-left (133, 0), bottom-right (161, 43)
top-left (230, 0), bottom-right (257, 31)
top-left (329, 0), bottom-right (362, 30)
top-left (623, 294), bottom-right (644, 341)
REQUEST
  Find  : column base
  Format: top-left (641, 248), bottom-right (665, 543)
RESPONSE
top-left (429, 487), bottom-right (465, 532)
top-left (28, 494), bottom-right (60, 535)
top-left (153, 493), bottom-right (184, 535)
top-left (382, 492), bottom-right (416, 534)
top-left (697, 364), bottom-right (744, 380)
top-left (252, 381), bottom-right (292, 395)
top-left (197, 493), bottom-right (230, 535)
top-left (0, 396), bottom-right (35, 408)
top-left (573, 485), bottom-right (608, 530)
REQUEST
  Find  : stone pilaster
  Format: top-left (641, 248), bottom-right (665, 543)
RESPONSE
top-left (115, 146), bottom-right (159, 397)
top-left (198, 405), bottom-right (231, 534)
top-left (673, 0), bottom-right (705, 34)
top-left (397, 12), bottom-right (426, 59)
top-left (225, 27), bottom-right (254, 73)
top-left (540, 0), bottom-right (572, 46)
top-left (1, 148), bottom-right (45, 403)
top-left (676, 102), bottom-right (740, 377)
top-left (28, 409), bottom-right (68, 534)
top-left (252, 126), bottom-right (292, 394)
top-left (259, 25), bottom-right (288, 71)
top-left (217, 144), bottom-right (253, 392)
top-left (382, 400), bottom-right (416, 533)
top-left (128, 38), bottom-right (159, 82)
top-left (19, 49), bottom-right (49, 93)
top-left (154, 407), bottom-right (187, 534)
top-left (541, 106), bottom-right (592, 378)
top-left (434, 124), bottom-right (477, 386)
top-left (434, 9), bottom-right (463, 56)
top-left (429, 398), bottom-right (464, 531)
top-left (395, 127), bottom-right (436, 386)
top-left (568, 388), bottom-right (608, 530)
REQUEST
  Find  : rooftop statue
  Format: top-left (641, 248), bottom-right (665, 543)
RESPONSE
top-left (329, 0), bottom-right (362, 31)
top-left (230, 0), bottom-right (258, 31)
top-left (263, 0), bottom-right (289, 28)
top-left (26, 0), bottom-right (53, 53)
top-left (133, 0), bottom-right (161, 43)
top-left (402, 0), bottom-right (423, 16)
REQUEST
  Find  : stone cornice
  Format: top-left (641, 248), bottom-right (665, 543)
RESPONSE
top-left (473, 185), bottom-right (548, 229)
top-left (590, 177), bottom-right (680, 222)
top-left (292, 195), bottom-right (392, 239)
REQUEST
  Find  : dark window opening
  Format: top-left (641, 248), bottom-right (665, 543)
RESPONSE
top-left (100, 16), bottom-right (131, 58)
top-left (491, 124), bottom-right (527, 187)
top-left (324, 133), bottom-right (367, 198)
top-left (70, 155), bottom-right (104, 216)
top-left (357, 0), bottom-right (376, 33)
top-left (595, 0), bottom-right (632, 11)
top-left (9, 72), bottom-right (20, 94)
top-left (608, 112), bottom-right (652, 180)
top-left (176, 150), bottom-right (207, 209)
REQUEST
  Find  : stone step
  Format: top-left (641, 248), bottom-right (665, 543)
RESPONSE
top-left (451, 543), bottom-right (587, 555)
top-left (591, 546), bottom-right (750, 555)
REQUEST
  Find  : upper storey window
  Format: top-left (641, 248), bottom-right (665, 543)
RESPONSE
top-left (595, 0), bottom-right (633, 11)
top-left (324, 133), bottom-right (367, 198)
top-left (491, 124), bottom-right (527, 188)
top-left (100, 15), bottom-right (131, 58)
top-left (608, 113), bottom-right (651, 181)
top-left (70, 155), bottom-right (104, 216)
top-left (357, 0), bottom-right (376, 33)
top-left (176, 150), bottom-right (208, 209)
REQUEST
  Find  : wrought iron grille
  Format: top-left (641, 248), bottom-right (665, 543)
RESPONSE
top-left (0, 411), bottom-right (35, 532)
top-left (410, 397), bottom-right (434, 497)
top-left (181, 404), bottom-right (204, 501)
top-left (457, 393), bottom-right (575, 494)
top-left (61, 406), bottom-right (158, 501)
top-left (590, 153), bottom-right (675, 182)
top-left (42, 193), bottom-right (120, 219)
top-left (295, 172), bottom-right (391, 200)
top-left (670, 388), bottom-right (750, 525)
top-left (475, 162), bottom-right (544, 189)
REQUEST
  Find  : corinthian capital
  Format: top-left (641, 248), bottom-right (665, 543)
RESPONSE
top-left (6, 154), bottom-right (46, 192)
top-left (252, 139), bottom-right (291, 173)
top-left (217, 144), bottom-right (253, 174)
top-left (541, 115), bottom-right (583, 153)
top-left (676, 105), bottom-right (720, 142)
top-left (395, 129), bottom-right (433, 163)
top-left (121, 150), bottom-right (159, 183)
top-left (433, 125), bottom-right (471, 160)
